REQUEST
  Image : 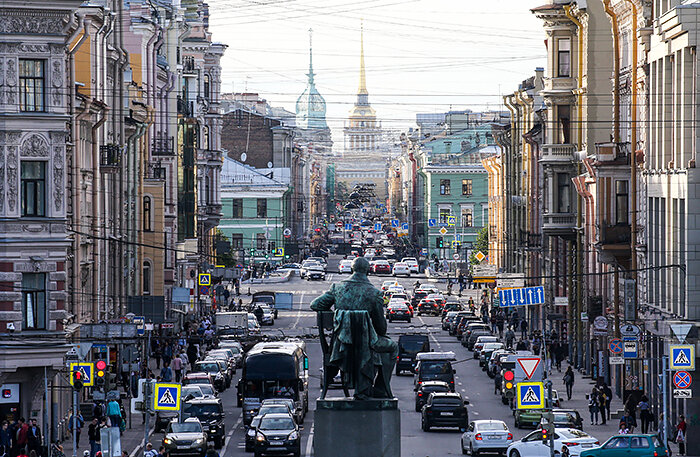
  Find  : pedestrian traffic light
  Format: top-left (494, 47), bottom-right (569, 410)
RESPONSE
top-left (436, 237), bottom-right (443, 248)
top-left (72, 370), bottom-right (84, 391)
top-left (503, 370), bottom-right (515, 398)
top-left (95, 360), bottom-right (107, 388)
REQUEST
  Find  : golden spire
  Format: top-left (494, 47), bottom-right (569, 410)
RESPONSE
top-left (358, 21), bottom-right (368, 96)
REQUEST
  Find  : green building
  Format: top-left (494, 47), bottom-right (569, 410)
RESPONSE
top-left (416, 125), bottom-right (498, 259)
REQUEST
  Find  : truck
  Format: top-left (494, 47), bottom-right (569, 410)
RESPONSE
top-left (215, 311), bottom-right (248, 337)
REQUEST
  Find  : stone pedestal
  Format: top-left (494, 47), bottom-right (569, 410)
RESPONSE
top-left (313, 397), bottom-right (400, 457)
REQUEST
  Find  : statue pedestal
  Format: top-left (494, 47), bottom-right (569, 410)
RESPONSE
top-left (313, 397), bottom-right (400, 457)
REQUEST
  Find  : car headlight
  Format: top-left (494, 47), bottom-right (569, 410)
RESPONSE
top-left (193, 438), bottom-right (205, 445)
top-left (163, 438), bottom-right (172, 445)
top-left (256, 433), bottom-right (266, 442)
top-left (288, 431), bottom-right (299, 441)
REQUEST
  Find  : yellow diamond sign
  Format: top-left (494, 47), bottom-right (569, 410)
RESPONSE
top-left (439, 227), bottom-right (448, 235)
top-left (475, 251), bottom-right (486, 262)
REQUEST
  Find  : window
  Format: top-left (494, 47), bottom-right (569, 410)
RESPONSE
top-left (257, 198), bottom-right (267, 218)
top-left (21, 161), bottom-right (46, 217)
top-left (461, 207), bottom-right (473, 227)
top-left (232, 199), bottom-right (243, 218)
top-left (558, 105), bottom-right (571, 144)
top-left (557, 38), bottom-right (571, 77)
top-left (615, 180), bottom-right (629, 225)
top-left (439, 208), bottom-right (451, 223)
top-left (256, 233), bottom-right (266, 250)
top-left (143, 196), bottom-right (152, 231)
top-left (440, 179), bottom-right (451, 195)
top-left (203, 74), bottom-right (210, 99)
top-left (630, 437), bottom-right (650, 449)
top-left (603, 437), bottom-right (629, 449)
top-left (22, 273), bottom-right (46, 330)
top-left (462, 179), bottom-right (473, 196)
top-left (143, 261), bottom-right (152, 295)
top-left (231, 234), bottom-right (243, 249)
top-left (557, 173), bottom-right (571, 213)
top-left (19, 59), bottom-right (45, 112)
top-left (202, 125), bottom-right (210, 150)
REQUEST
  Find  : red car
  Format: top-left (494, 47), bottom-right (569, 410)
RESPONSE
top-left (371, 261), bottom-right (392, 275)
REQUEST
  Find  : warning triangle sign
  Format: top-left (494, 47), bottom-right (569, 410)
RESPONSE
top-left (159, 388), bottom-right (176, 405)
top-left (522, 387), bottom-right (540, 403)
top-left (518, 358), bottom-right (541, 379)
top-left (674, 350), bottom-right (690, 366)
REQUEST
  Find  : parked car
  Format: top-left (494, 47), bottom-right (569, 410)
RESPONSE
top-left (402, 257), bottom-right (419, 273)
top-left (162, 418), bottom-right (208, 457)
top-left (460, 420), bottom-right (513, 456)
top-left (421, 392), bottom-right (469, 432)
top-left (579, 434), bottom-right (667, 457)
top-left (338, 259), bottom-right (353, 273)
top-left (472, 336), bottom-right (499, 357)
top-left (479, 343), bottom-right (506, 369)
top-left (192, 361), bottom-right (227, 391)
top-left (181, 385), bottom-right (205, 401)
top-left (371, 260), bottom-right (392, 275)
top-left (464, 329), bottom-right (492, 350)
top-left (442, 311), bottom-right (459, 330)
top-left (252, 413), bottom-right (301, 457)
top-left (514, 408), bottom-right (545, 429)
top-left (414, 381), bottom-right (451, 412)
top-left (508, 428), bottom-right (600, 457)
top-left (387, 303), bottom-right (412, 323)
top-left (392, 262), bottom-right (411, 277)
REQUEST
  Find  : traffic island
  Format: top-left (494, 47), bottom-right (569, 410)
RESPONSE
top-left (313, 397), bottom-right (400, 457)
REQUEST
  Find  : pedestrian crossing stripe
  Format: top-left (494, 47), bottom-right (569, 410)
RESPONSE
top-left (670, 345), bottom-right (695, 371)
top-left (154, 383), bottom-right (181, 411)
top-left (516, 381), bottom-right (545, 409)
top-left (69, 362), bottom-right (94, 387)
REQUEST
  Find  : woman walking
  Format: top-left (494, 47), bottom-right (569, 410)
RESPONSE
top-left (676, 415), bottom-right (687, 456)
top-left (588, 389), bottom-right (600, 425)
top-left (563, 366), bottom-right (575, 401)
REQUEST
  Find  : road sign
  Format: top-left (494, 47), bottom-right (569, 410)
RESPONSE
top-left (198, 273), bottom-right (211, 286)
top-left (609, 356), bottom-right (624, 365)
top-left (670, 323), bottom-right (693, 343)
top-left (273, 247), bottom-right (284, 257)
top-left (199, 285), bottom-right (210, 295)
top-left (447, 216), bottom-right (456, 226)
top-left (402, 223), bottom-right (409, 230)
top-left (474, 251), bottom-right (486, 262)
top-left (452, 253), bottom-right (460, 260)
top-left (428, 218), bottom-right (436, 227)
top-left (497, 286), bottom-right (545, 307)
top-left (516, 382), bottom-right (545, 409)
top-left (374, 223), bottom-right (382, 231)
top-left (134, 316), bottom-right (145, 336)
top-left (439, 227), bottom-right (448, 235)
top-left (623, 338), bottom-right (638, 359)
top-left (451, 240), bottom-right (461, 248)
top-left (345, 223), bottom-right (352, 230)
top-left (497, 273), bottom-right (525, 289)
top-left (420, 248), bottom-right (428, 256)
top-left (69, 362), bottom-right (94, 387)
top-left (283, 228), bottom-right (292, 237)
top-left (517, 358), bottom-right (542, 380)
top-left (620, 323), bottom-right (641, 337)
top-left (455, 234), bottom-right (462, 242)
top-left (670, 345), bottom-right (695, 370)
top-left (154, 383), bottom-right (181, 411)
top-left (609, 339), bottom-right (623, 354)
top-left (673, 389), bottom-right (692, 399)
top-left (391, 219), bottom-right (399, 228)
top-left (673, 371), bottom-right (692, 389)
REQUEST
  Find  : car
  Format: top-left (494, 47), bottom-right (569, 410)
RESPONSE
top-left (181, 398), bottom-right (226, 448)
top-left (552, 409), bottom-right (584, 430)
top-left (465, 330), bottom-right (492, 350)
top-left (245, 415), bottom-right (263, 452)
top-left (303, 262), bottom-right (326, 281)
top-left (396, 334), bottom-right (430, 375)
top-left (421, 392), bottom-right (469, 432)
top-left (261, 398), bottom-right (304, 425)
top-left (307, 256), bottom-right (327, 266)
top-left (256, 304), bottom-right (275, 326)
top-left (473, 336), bottom-right (499, 358)
top-left (514, 409), bottom-right (544, 429)
top-left (392, 262), bottom-right (411, 276)
top-left (252, 413), bottom-right (301, 457)
top-left (460, 420), bottom-right (513, 456)
top-left (214, 344), bottom-right (243, 367)
top-left (442, 311), bottom-right (460, 330)
top-left (182, 372), bottom-right (215, 388)
top-left (248, 315), bottom-right (261, 335)
top-left (402, 257), bottom-right (419, 273)
top-left (417, 299), bottom-right (440, 316)
top-left (202, 358), bottom-right (233, 388)
top-left (414, 380), bottom-right (451, 412)
top-left (181, 385), bottom-right (205, 401)
top-left (338, 259), bottom-right (353, 273)
top-left (579, 434), bottom-right (667, 457)
top-left (442, 301), bottom-right (463, 317)
top-left (426, 293), bottom-right (446, 309)
top-left (389, 298), bottom-right (413, 316)
top-left (162, 418), bottom-right (208, 457)
top-left (206, 349), bottom-right (238, 375)
top-left (478, 342), bottom-right (505, 368)
top-left (414, 351), bottom-right (457, 391)
top-left (508, 428), bottom-right (600, 457)
top-left (277, 263), bottom-right (301, 275)
top-left (387, 303), bottom-right (412, 322)
top-left (256, 403), bottom-right (295, 422)
top-left (192, 361), bottom-right (227, 391)
top-left (371, 260), bottom-right (392, 275)
top-left (551, 389), bottom-right (561, 408)
top-left (189, 383), bottom-right (217, 399)
top-left (382, 280), bottom-right (399, 291)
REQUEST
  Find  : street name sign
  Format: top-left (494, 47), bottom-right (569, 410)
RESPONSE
top-left (670, 345), bottom-right (695, 371)
top-left (154, 383), bottom-right (181, 411)
top-left (497, 273), bottom-right (525, 289)
top-left (609, 356), bottom-right (624, 365)
top-left (70, 362), bottom-right (94, 387)
top-left (516, 382), bottom-right (545, 409)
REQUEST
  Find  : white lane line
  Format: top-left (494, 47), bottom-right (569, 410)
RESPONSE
top-left (220, 413), bottom-right (242, 456)
top-left (292, 292), bottom-right (306, 329)
top-left (473, 411), bottom-right (480, 416)
top-left (327, 274), bottom-right (334, 282)
top-left (419, 315), bottom-right (442, 350)
top-left (305, 422), bottom-right (315, 457)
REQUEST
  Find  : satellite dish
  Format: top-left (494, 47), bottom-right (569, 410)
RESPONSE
top-left (241, 153), bottom-right (247, 162)
top-left (267, 162), bottom-right (273, 168)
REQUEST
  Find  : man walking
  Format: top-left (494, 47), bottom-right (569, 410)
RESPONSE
top-left (87, 418), bottom-right (101, 457)
top-left (27, 419), bottom-right (40, 455)
top-left (563, 366), bottom-right (575, 401)
top-left (171, 354), bottom-right (182, 382)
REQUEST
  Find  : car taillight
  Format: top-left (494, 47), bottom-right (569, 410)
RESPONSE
top-left (475, 434), bottom-right (482, 441)
top-left (595, 441), bottom-right (599, 445)
top-left (562, 442), bottom-right (579, 447)
top-left (653, 453), bottom-right (658, 457)
top-left (507, 433), bottom-right (513, 440)
top-left (418, 393), bottom-right (422, 397)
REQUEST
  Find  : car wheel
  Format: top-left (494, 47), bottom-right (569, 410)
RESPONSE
top-left (461, 439), bottom-right (468, 455)
top-left (245, 443), bottom-right (252, 452)
top-left (471, 444), bottom-right (477, 456)
top-left (511, 450), bottom-right (521, 457)
top-left (415, 403), bottom-right (421, 412)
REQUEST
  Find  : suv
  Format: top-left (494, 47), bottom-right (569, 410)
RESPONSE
top-left (417, 299), bottom-right (439, 316)
top-left (414, 352), bottom-right (456, 392)
top-left (396, 334), bottom-right (430, 375)
top-left (162, 418), bottom-right (208, 457)
top-left (253, 413), bottom-right (301, 457)
top-left (181, 398), bottom-right (226, 448)
top-left (415, 381), bottom-right (451, 412)
top-left (421, 392), bottom-right (469, 431)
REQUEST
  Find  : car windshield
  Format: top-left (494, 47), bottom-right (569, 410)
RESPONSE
top-left (421, 361), bottom-right (451, 374)
top-left (182, 404), bottom-right (222, 416)
top-left (554, 413), bottom-right (576, 423)
top-left (390, 304), bottom-right (408, 310)
top-left (422, 385), bottom-right (449, 393)
top-left (259, 405), bottom-right (289, 415)
top-left (477, 422), bottom-right (508, 431)
top-left (182, 387), bottom-right (203, 398)
top-left (260, 417), bottom-right (295, 431)
top-left (400, 339), bottom-right (427, 353)
top-left (196, 362), bottom-right (220, 372)
top-left (194, 384), bottom-right (215, 396)
top-left (560, 429), bottom-right (590, 439)
top-left (170, 422), bottom-right (202, 433)
top-left (432, 397), bottom-right (462, 406)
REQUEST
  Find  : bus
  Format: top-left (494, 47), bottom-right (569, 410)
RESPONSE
top-left (237, 341), bottom-right (309, 425)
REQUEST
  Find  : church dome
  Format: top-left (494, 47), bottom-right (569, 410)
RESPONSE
top-left (296, 30), bottom-right (328, 130)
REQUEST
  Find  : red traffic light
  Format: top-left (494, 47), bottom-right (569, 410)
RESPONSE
top-left (503, 370), bottom-right (514, 381)
top-left (74, 371), bottom-right (82, 380)
top-left (96, 360), bottom-right (107, 371)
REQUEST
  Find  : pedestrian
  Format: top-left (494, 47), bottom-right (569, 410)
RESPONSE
top-left (106, 398), bottom-right (121, 429)
top-left (505, 327), bottom-right (515, 349)
top-left (494, 371), bottom-right (502, 395)
top-left (92, 401), bottom-right (104, 422)
top-left (520, 319), bottom-right (528, 339)
top-left (152, 340), bottom-right (161, 370)
top-left (87, 418), bottom-right (101, 457)
top-left (602, 383), bottom-right (612, 420)
top-left (588, 390), bottom-right (600, 425)
top-left (1, 421), bottom-right (12, 457)
top-left (171, 354), bottom-right (182, 382)
top-left (179, 351), bottom-right (189, 375)
top-left (563, 366), bottom-right (575, 401)
top-left (67, 412), bottom-right (83, 447)
top-left (157, 446), bottom-right (166, 457)
top-left (143, 443), bottom-right (157, 457)
top-left (26, 420), bottom-right (40, 455)
top-left (187, 343), bottom-right (198, 366)
top-left (676, 415), bottom-right (687, 456)
top-left (254, 305), bottom-right (264, 325)
top-left (597, 389), bottom-right (607, 425)
top-left (621, 409), bottom-right (637, 433)
top-left (638, 395), bottom-right (652, 433)
top-left (160, 362), bottom-right (172, 383)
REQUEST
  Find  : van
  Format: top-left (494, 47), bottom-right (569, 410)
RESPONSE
top-left (396, 334), bottom-right (430, 375)
top-left (414, 351), bottom-right (457, 392)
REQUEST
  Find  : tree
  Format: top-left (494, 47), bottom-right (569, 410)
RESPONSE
top-left (213, 229), bottom-right (236, 268)
top-left (468, 227), bottom-right (489, 265)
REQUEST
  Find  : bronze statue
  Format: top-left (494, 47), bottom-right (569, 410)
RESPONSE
top-left (311, 257), bottom-right (398, 399)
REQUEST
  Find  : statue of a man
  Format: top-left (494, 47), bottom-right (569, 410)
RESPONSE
top-left (311, 257), bottom-right (398, 399)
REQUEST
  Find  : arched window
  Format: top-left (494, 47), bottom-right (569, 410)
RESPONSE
top-left (143, 261), bottom-right (152, 295)
top-left (143, 196), bottom-right (152, 231)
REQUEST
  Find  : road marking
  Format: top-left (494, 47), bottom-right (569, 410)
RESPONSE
top-left (129, 428), bottom-right (154, 457)
top-left (220, 413), bottom-right (242, 456)
top-left (305, 421), bottom-right (315, 456)
top-left (327, 274), bottom-right (334, 282)
top-left (293, 292), bottom-right (306, 329)
top-left (473, 411), bottom-right (480, 416)
top-left (418, 315), bottom-right (441, 349)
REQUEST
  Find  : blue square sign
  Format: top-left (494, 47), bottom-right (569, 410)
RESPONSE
top-left (154, 383), bottom-right (181, 411)
top-left (516, 382), bottom-right (545, 409)
top-left (428, 218), bottom-right (436, 227)
top-left (670, 345), bottom-right (695, 370)
top-left (391, 219), bottom-right (399, 228)
top-left (374, 223), bottom-right (382, 231)
top-left (345, 223), bottom-right (352, 230)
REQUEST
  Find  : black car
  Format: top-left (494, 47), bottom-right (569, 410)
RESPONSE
top-left (441, 301), bottom-right (462, 317)
top-left (396, 334), bottom-right (430, 375)
top-left (421, 392), bottom-right (469, 432)
top-left (463, 330), bottom-right (491, 350)
top-left (181, 399), bottom-right (226, 448)
top-left (417, 299), bottom-right (439, 316)
top-left (253, 413), bottom-right (301, 457)
top-left (387, 303), bottom-right (411, 322)
top-left (415, 381), bottom-right (451, 412)
top-left (412, 290), bottom-right (429, 308)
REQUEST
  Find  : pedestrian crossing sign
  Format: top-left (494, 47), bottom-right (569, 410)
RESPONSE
top-left (69, 362), bottom-right (94, 387)
top-left (670, 345), bottom-right (695, 371)
top-left (198, 273), bottom-right (211, 286)
top-left (154, 383), bottom-right (181, 411)
top-left (516, 382), bottom-right (545, 409)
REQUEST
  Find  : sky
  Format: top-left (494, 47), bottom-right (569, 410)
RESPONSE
top-left (207, 0), bottom-right (548, 146)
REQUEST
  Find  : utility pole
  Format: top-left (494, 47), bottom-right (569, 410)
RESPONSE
top-left (72, 388), bottom-right (78, 457)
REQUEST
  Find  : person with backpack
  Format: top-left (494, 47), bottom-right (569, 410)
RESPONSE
top-left (588, 389), bottom-right (600, 425)
top-left (563, 366), bottom-right (575, 400)
top-left (67, 412), bottom-right (83, 447)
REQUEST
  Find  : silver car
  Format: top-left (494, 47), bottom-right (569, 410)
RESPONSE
top-left (461, 420), bottom-right (513, 456)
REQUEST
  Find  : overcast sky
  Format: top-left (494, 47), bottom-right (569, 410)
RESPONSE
top-left (208, 0), bottom-right (547, 143)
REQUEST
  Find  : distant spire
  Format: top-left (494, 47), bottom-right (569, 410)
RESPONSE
top-left (358, 21), bottom-right (367, 96)
top-left (307, 28), bottom-right (315, 85)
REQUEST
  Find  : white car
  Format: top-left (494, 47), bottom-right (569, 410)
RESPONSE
top-left (461, 420), bottom-right (513, 456)
top-left (507, 428), bottom-right (599, 457)
top-left (382, 280), bottom-right (400, 291)
top-left (338, 259), bottom-right (353, 274)
top-left (402, 257), bottom-right (419, 273)
top-left (392, 262), bottom-right (411, 277)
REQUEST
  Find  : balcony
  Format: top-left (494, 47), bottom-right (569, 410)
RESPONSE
top-left (152, 135), bottom-right (175, 156)
top-left (540, 144), bottom-right (576, 164)
top-left (596, 223), bottom-right (631, 267)
top-left (177, 96), bottom-right (194, 117)
top-left (543, 77), bottom-right (575, 93)
top-left (542, 212), bottom-right (576, 236)
top-left (100, 144), bottom-right (120, 170)
top-left (594, 142), bottom-right (630, 166)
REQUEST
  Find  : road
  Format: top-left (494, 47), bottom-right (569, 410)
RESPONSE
top-left (195, 255), bottom-right (613, 456)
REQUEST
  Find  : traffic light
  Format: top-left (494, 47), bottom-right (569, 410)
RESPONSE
top-left (541, 421), bottom-right (554, 442)
top-left (95, 360), bottom-right (107, 388)
top-left (503, 370), bottom-right (515, 398)
top-left (436, 237), bottom-right (443, 248)
top-left (72, 370), bottom-right (84, 391)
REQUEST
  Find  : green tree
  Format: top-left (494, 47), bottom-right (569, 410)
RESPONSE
top-left (213, 229), bottom-right (236, 268)
top-left (468, 227), bottom-right (489, 265)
